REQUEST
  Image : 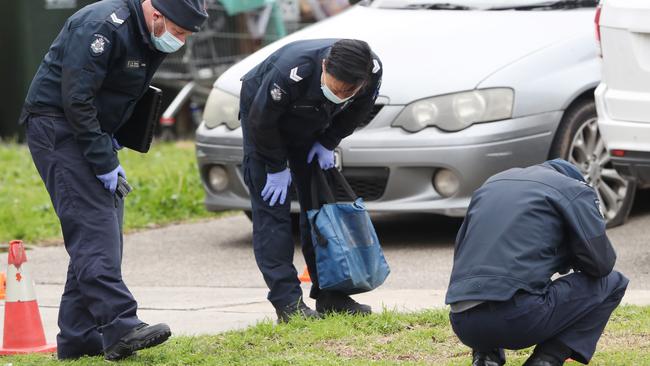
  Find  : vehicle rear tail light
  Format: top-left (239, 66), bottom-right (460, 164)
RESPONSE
top-left (611, 149), bottom-right (625, 157)
top-left (160, 116), bottom-right (175, 126)
top-left (595, 1), bottom-right (603, 57)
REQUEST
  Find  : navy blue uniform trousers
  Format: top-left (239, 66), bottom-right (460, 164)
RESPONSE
top-left (240, 114), bottom-right (322, 309)
top-left (25, 114), bottom-right (142, 358)
top-left (450, 271), bottom-right (629, 364)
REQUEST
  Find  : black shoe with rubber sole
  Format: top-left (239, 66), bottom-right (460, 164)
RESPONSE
top-left (472, 350), bottom-right (506, 366)
top-left (316, 291), bottom-right (372, 315)
top-left (275, 299), bottom-right (323, 323)
top-left (104, 323), bottom-right (171, 361)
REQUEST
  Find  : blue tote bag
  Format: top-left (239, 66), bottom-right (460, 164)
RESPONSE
top-left (307, 164), bottom-right (390, 294)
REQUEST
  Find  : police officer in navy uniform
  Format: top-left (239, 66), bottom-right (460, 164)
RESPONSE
top-left (240, 39), bottom-right (383, 322)
top-left (21, 0), bottom-right (207, 360)
top-left (446, 159), bottom-right (629, 366)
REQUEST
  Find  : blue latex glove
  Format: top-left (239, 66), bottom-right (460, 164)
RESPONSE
top-left (96, 165), bottom-right (126, 194)
top-left (307, 142), bottom-right (335, 170)
top-left (112, 136), bottom-right (123, 150)
top-left (261, 168), bottom-right (292, 206)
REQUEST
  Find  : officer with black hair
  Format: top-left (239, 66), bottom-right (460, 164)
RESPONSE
top-left (21, 0), bottom-right (207, 360)
top-left (446, 159), bottom-right (629, 366)
top-left (239, 39), bottom-right (383, 322)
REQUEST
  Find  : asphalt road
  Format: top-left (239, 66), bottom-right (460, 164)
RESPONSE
top-left (26, 190), bottom-right (650, 291)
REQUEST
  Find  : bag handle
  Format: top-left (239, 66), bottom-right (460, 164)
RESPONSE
top-left (309, 162), bottom-right (358, 211)
top-left (310, 162), bottom-right (335, 211)
top-left (309, 162), bottom-right (360, 246)
top-left (329, 167), bottom-right (358, 202)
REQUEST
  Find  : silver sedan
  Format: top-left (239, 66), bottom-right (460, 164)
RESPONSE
top-left (195, 0), bottom-right (635, 226)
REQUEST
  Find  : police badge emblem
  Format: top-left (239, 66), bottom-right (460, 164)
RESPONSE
top-left (270, 86), bottom-right (282, 102)
top-left (90, 35), bottom-right (107, 56)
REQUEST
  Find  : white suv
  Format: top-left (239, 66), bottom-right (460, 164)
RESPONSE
top-left (596, 0), bottom-right (650, 195)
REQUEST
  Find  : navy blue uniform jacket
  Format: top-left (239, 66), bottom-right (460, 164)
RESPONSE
top-left (239, 39), bottom-right (383, 173)
top-left (22, 0), bottom-right (166, 175)
top-left (446, 162), bottom-right (617, 304)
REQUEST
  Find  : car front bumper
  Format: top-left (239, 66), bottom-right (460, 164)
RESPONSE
top-left (195, 106), bottom-right (563, 217)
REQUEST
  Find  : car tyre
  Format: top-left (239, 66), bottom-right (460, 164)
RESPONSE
top-left (549, 99), bottom-right (636, 228)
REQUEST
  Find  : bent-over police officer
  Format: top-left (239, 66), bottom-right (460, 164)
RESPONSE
top-left (445, 159), bottom-right (629, 366)
top-left (21, 0), bottom-right (207, 360)
top-left (240, 39), bottom-right (383, 322)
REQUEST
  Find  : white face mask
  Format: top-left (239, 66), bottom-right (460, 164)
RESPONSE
top-left (321, 81), bottom-right (352, 104)
top-left (321, 62), bottom-right (361, 104)
top-left (151, 16), bottom-right (184, 53)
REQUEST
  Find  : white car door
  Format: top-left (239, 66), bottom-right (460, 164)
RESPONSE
top-left (596, 0), bottom-right (650, 153)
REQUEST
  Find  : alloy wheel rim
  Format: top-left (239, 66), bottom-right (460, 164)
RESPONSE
top-left (567, 117), bottom-right (629, 221)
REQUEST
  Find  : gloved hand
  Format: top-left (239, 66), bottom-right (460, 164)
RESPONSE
top-left (96, 165), bottom-right (126, 194)
top-left (261, 168), bottom-right (292, 206)
top-left (112, 136), bottom-right (123, 150)
top-left (307, 142), bottom-right (335, 170)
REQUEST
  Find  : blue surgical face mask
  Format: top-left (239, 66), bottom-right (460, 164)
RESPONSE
top-left (151, 17), bottom-right (184, 53)
top-left (321, 71), bottom-right (357, 104)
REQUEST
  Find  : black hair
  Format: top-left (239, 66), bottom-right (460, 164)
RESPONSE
top-left (325, 39), bottom-right (373, 86)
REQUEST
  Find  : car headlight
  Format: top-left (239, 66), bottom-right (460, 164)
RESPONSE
top-left (203, 88), bottom-right (240, 130)
top-left (392, 88), bottom-right (514, 133)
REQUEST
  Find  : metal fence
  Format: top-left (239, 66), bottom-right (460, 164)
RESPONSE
top-left (155, 0), bottom-right (308, 94)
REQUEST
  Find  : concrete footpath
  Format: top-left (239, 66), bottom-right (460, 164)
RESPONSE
top-left (2, 284), bottom-right (650, 344)
top-left (0, 284), bottom-right (449, 343)
top-left (2, 210), bottom-right (650, 344)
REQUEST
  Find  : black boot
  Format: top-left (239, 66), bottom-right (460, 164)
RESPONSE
top-left (472, 349), bottom-right (505, 366)
top-left (523, 339), bottom-right (571, 366)
top-left (276, 299), bottom-right (323, 323)
top-left (104, 323), bottom-right (171, 361)
top-left (315, 291), bottom-right (372, 315)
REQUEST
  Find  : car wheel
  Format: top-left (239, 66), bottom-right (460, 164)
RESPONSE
top-left (550, 100), bottom-right (636, 227)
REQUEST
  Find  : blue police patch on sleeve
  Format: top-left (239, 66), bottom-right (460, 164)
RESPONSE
top-left (90, 34), bottom-right (110, 56)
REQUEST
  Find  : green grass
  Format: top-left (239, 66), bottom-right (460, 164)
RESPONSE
top-left (0, 141), bottom-right (219, 244)
top-left (2, 307), bottom-right (649, 365)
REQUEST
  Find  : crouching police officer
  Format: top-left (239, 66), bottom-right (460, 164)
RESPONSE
top-left (239, 39), bottom-right (383, 322)
top-left (21, 0), bottom-right (207, 360)
top-left (446, 159), bottom-right (629, 366)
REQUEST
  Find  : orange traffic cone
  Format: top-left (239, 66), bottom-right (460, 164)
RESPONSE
top-left (298, 265), bottom-right (311, 283)
top-left (0, 272), bottom-right (5, 300)
top-left (0, 240), bottom-right (56, 355)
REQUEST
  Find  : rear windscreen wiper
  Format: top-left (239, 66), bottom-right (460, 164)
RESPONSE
top-left (405, 3), bottom-right (474, 10)
top-left (488, 0), bottom-right (598, 11)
